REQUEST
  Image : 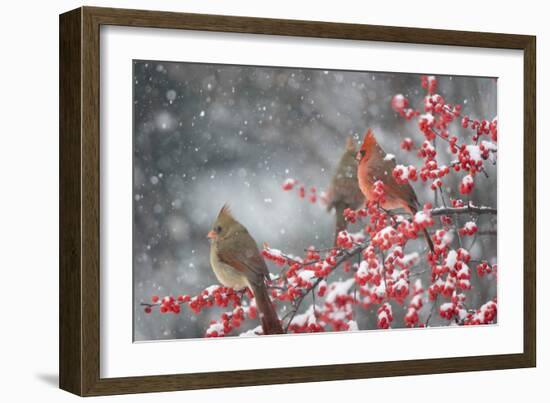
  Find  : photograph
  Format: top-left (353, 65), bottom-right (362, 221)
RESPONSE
top-left (0, 0), bottom-right (542, 400)
top-left (133, 60), bottom-right (498, 341)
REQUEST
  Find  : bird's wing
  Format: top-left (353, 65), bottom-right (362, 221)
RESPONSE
top-left (328, 151), bottom-right (363, 209)
top-left (216, 231), bottom-right (269, 285)
top-left (369, 148), bottom-right (396, 182)
top-left (371, 150), bottom-right (419, 209)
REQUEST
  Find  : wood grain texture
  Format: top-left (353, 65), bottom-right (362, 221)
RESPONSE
top-left (59, 6), bottom-right (537, 396)
top-left (523, 38), bottom-right (536, 367)
top-left (81, 6), bottom-right (102, 396)
top-left (59, 8), bottom-right (82, 396)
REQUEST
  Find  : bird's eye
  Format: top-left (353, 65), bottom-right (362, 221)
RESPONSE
top-left (360, 150), bottom-right (366, 157)
top-left (216, 225), bottom-right (222, 233)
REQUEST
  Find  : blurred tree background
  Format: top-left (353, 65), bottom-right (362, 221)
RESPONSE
top-left (133, 60), bottom-right (497, 341)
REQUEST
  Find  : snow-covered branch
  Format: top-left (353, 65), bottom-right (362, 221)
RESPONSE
top-left (430, 204), bottom-right (497, 217)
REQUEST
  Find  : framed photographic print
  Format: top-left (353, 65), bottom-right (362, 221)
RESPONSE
top-left (59, 6), bottom-right (536, 396)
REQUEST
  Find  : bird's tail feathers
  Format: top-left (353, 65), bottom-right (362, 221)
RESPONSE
top-left (422, 227), bottom-right (435, 253)
top-left (250, 281), bottom-right (284, 335)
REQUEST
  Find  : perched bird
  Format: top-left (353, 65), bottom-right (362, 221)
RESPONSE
top-left (326, 137), bottom-right (365, 244)
top-left (356, 129), bottom-right (434, 252)
top-left (207, 205), bottom-right (284, 335)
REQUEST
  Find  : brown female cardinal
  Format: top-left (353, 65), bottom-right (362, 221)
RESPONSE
top-left (326, 137), bottom-right (365, 244)
top-left (356, 129), bottom-right (434, 252)
top-left (207, 205), bottom-right (284, 335)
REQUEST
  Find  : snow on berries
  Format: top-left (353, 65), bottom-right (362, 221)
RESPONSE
top-left (205, 321), bottom-right (226, 337)
top-left (377, 302), bottom-right (393, 329)
top-left (429, 247), bottom-right (473, 316)
top-left (464, 299), bottom-right (498, 325)
top-left (372, 226), bottom-right (402, 250)
top-left (261, 245), bottom-right (288, 266)
top-left (404, 279), bottom-right (424, 327)
top-left (391, 95), bottom-right (418, 120)
top-left (413, 210), bottom-right (434, 229)
top-left (418, 113), bottom-right (436, 140)
top-left (459, 174), bottom-right (475, 194)
top-left (439, 302), bottom-right (456, 320)
top-left (282, 178), bottom-right (297, 191)
top-left (336, 230), bottom-right (365, 249)
top-left (391, 94), bottom-right (409, 112)
top-left (421, 75), bottom-right (437, 94)
top-left (459, 221), bottom-right (478, 236)
top-left (418, 140), bottom-right (436, 160)
top-left (392, 164), bottom-right (418, 184)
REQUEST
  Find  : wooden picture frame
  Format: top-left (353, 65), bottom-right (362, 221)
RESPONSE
top-left (59, 6), bottom-right (536, 396)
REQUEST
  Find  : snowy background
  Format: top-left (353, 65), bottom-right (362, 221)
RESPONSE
top-left (133, 60), bottom-right (497, 341)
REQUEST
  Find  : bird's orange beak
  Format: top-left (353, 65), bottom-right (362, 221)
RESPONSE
top-left (207, 230), bottom-right (217, 239)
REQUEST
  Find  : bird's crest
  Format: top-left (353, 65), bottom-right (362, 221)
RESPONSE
top-left (345, 136), bottom-right (356, 152)
top-left (218, 203), bottom-right (234, 219)
top-left (360, 128), bottom-right (376, 151)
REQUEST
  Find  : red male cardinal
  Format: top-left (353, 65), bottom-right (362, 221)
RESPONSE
top-left (208, 205), bottom-right (284, 335)
top-left (326, 137), bottom-right (365, 244)
top-left (356, 129), bottom-right (434, 252)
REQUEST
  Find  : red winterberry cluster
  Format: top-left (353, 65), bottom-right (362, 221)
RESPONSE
top-left (459, 174), bottom-right (474, 195)
top-left (390, 75), bottom-right (498, 198)
top-left (476, 261), bottom-right (497, 277)
top-left (391, 94), bottom-right (419, 120)
top-left (189, 286), bottom-right (245, 314)
top-left (336, 230), bottom-right (365, 249)
top-left (371, 180), bottom-right (386, 204)
top-left (458, 221), bottom-right (478, 236)
top-left (355, 249), bottom-right (382, 288)
top-left (342, 206), bottom-right (367, 224)
top-left (377, 302), bottom-right (393, 329)
top-left (421, 75), bottom-right (437, 94)
top-left (463, 299), bottom-right (497, 325)
top-left (143, 286), bottom-right (244, 318)
top-left (261, 246), bottom-right (289, 266)
top-left (401, 137), bottom-right (414, 151)
top-left (144, 294), bottom-right (190, 314)
top-left (404, 279), bottom-right (424, 327)
top-left (461, 116), bottom-right (498, 142)
top-left (287, 306), bottom-right (325, 333)
top-left (439, 291), bottom-right (467, 321)
top-left (429, 247), bottom-right (472, 302)
top-left (392, 164), bottom-right (418, 184)
top-left (205, 304), bottom-right (257, 337)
